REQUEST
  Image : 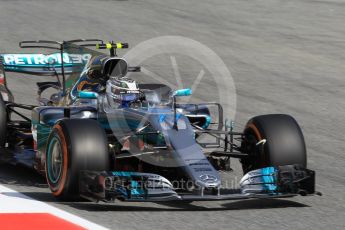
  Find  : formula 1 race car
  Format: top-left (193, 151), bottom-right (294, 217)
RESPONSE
top-left (0, 39), bottom-right (319, 202)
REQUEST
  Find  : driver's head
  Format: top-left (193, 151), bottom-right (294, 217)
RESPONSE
top-left (106, 77), bottom-right (140, 108)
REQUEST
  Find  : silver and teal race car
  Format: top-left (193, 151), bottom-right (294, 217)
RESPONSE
top-left (0, 39), bottom-right (319, 202)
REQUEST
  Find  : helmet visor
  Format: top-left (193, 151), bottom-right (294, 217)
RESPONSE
top-left (120, 93), bottom-right (139, 102)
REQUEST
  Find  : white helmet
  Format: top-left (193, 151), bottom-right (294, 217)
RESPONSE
top-left (106, 77), bottom-right (140, 107)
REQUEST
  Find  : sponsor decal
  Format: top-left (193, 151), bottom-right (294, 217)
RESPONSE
top-left (1, 53), bottom-right (91, 66)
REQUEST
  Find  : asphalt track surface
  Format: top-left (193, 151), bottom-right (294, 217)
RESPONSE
top-left (0, 0), bottom-right (345, 229)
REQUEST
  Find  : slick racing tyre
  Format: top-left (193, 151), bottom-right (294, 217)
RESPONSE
top-left (241, 114), bottom-right (306, 174)
top-left (0, 94), bottom-right (7, 147)
top-left (45, 119), bottom-right (110, 200)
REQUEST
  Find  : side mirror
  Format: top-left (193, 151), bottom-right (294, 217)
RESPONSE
top-left (78, 91), bottom-right (98, 99)
top-left (173, 88), bottom-right (192, 97)
top-left (171, 88), bottom-right (192, 131)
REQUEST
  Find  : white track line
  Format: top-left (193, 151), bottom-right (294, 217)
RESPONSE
top-left (0, 185), bottom-right (109, 230)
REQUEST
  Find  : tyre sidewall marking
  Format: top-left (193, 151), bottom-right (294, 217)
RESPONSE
top-left (46, 124), bottom-right (68, 196)
top-left (245, 123), bottom-right (268, 168)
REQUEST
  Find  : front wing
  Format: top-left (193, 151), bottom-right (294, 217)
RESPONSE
top-left (79, 165), bottom-right (319, 202)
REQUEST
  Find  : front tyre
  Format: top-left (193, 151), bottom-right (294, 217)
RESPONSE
top-left (45, 119), bottom-right (110, 200)
top-left (241, 114), bottom-right (306, 174)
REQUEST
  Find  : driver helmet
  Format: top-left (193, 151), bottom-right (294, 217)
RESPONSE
top-left (106, 77), bottom-right (140, 108)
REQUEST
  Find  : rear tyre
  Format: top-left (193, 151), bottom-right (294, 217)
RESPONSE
top-left (45, 119), bottom-right (110, 200)
top-left (0, 94), bottom-right (7, 147)
top-left (241, 114), bottom-right (306, 174)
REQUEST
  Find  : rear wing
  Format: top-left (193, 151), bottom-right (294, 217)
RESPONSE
top-left (0, 39), bottom-right (97, 76)
top-left (0, 39), bottom-right (103, 95)
top-left (0, 53), bottom-right (90, 75)
top-left (0, 39), bottom-right (131, 76)
top-left (0, 39), bottom-right (105, 76)
top-left (0, 39), bottom-right (136, 96)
